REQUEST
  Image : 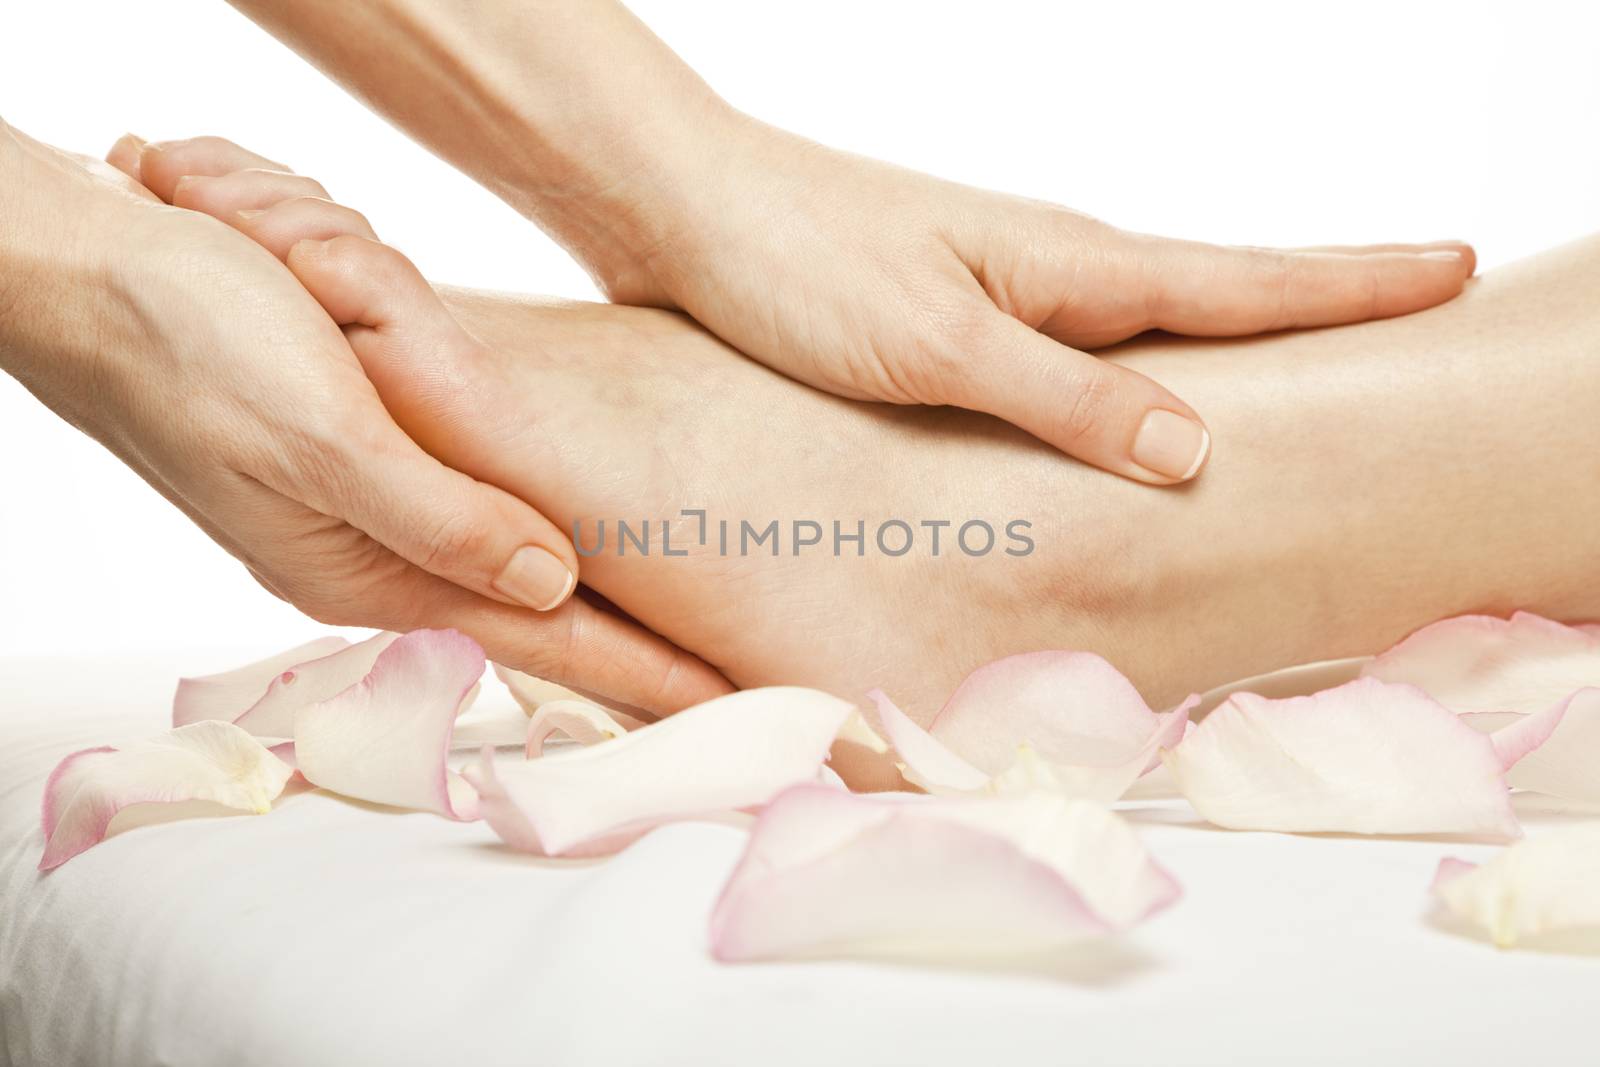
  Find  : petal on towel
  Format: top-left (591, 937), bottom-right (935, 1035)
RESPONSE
top-left (1363, 611), bottom-right (1600, 714)
top-left (232, 632), bottom-right (403, 739)
top-left (293, 629), bottom-right (485, 820)
top-left (39, 720), bottom-right (293, 870)
top-left (1433, 828), bottom-right (1600, 946)
top-left (493, 664), bottom-right (649, 731)
top-left (930, 651), bottom-right (1195, 780)
top-left (526, 699), bottom-right (630, 757)
top-left (1502, 687), bottom-right (1600, 802)
top-left (1163, 678), bottom-right (1520, 839)
top-left (1482, 697), bottom-right (1572, 772)
top-left (709, 784), bottom-right (1180, 963)
top-left (868, 689), bottom-right (990, 793)
top-left (172, 636), bottom-right (350, 727)
top-left (494, 663), bottom-right (584, 714)
top-left (464, 687), bottom-right (855, 856)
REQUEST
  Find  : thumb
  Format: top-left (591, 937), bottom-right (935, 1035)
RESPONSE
top-left (274, 422), bottom-right (582, 613)
top-left (937, 312), bottom-right (1211, 485)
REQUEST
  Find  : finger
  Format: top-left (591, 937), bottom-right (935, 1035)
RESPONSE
top-left (104, 133), bottom-right (146, 184)
top-left (234, 197), bottom-right (379, 260)
top-left (312, 435), bottom-right (581, 613)
top-left (1129, 235), bottom-right (1474, 336)
top-left (171, 169), bottom-right (331, 216)
top-left (215, 481), bottom-right (733, 713)
top-left (429, 586), bottom-right (736, 715)
top-left (1295, 239), bottom-right (1476, 276)
top-left (137, 135), bottom-right (291, 201)
top-left (935, 312), bottom-right (1211, 485)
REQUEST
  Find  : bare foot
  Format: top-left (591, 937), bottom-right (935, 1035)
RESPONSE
top-left (134, 136), bottom-right (1600, 721)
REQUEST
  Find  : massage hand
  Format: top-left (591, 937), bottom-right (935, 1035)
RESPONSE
top-left (221, 0), bottom-right (1477, 486)
top-left (556, 114), bottom-right (1475, 485)
top-left (0, 121), bottom-right (727, 713)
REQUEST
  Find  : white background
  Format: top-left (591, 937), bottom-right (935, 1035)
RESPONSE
top-left (1, 0), bottom-right (1596, 658)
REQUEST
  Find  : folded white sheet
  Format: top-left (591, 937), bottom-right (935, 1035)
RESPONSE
top-left (1, 653), bottom-right (1590, 1067)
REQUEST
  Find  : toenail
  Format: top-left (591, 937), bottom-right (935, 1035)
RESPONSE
top-left (494, 546), bottom-right (577, 612)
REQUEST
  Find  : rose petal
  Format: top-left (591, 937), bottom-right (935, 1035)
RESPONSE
top-left (872, 666), bottom-right (1191, 802)
top-left (1484, 698), bottom-right (1573, 772)
top-left (493, 663), bottom-right (583, 714)
top-left (493, 663), bottom-right (649, 732)
top-left (173, 636), bottom-right (350, 727)
top-left (1363, 611), bottom-right (1600, 714)
top-left (709, 784), bottom-right (1180, 963)
top-left (1163, 677), bottom-right (1520, 839)
top-left (1433, 828), bottom-right (1600, 946)
top-left (868, 689), bottom-right (989, 793)
top-left (293, 629), bottom-right (485, 820)
top-left (1501, 687), bottom-right (1600, 802)
top-left (930, 651), bottom-right (1196, 778)
top-left (232, 632), bottom-right (403, 739)
top-left (525, 699), bottom-right (630, 757)
top-left (464, 687), bottom-right (854, 856)
top-left (39, 720), bottom-right (293, 870)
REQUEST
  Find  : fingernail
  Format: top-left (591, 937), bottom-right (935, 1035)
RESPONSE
top-left (494, 546), bottom-right (576, 611)
top-left (237, 209), bottom-right (265, 220)
top-left (120, 132), bottom-right (147, 149)
top-left (1420, 250), bottom-right (1465, 261)
top-left (1132, 409), bottom-right (1210, 482)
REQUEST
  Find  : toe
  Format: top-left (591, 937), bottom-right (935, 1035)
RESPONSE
top-left (138, 135), bottom-right (289, 201)
top-left (171, 169), bottom-right (330, 216)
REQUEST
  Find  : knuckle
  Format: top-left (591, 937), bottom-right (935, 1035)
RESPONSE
top-left (507, 611), bottom-right (583, 679)
top-left (315, 233), bottom-right (391, 283)
top-left (1057, 367), bottom-right (1118, 447)
top-left (417, 508), bottom-right (495, 578)
top-left (901, 302), bottom-right (988, 403)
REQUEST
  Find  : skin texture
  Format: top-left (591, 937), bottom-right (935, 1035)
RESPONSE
top-left (136, 136), bottom-right (1600, 722)
top-left (229, 0), bottom-right (1478, 484)
top-left (0, 121), bottom-right (729, 713)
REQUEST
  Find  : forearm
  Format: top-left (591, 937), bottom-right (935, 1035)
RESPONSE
top-left (227, 0), bottom-right (729, 264)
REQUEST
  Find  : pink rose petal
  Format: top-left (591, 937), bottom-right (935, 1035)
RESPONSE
top-left (494, 663), bottom-right (649, 732)
top-left (871, 653), bottom-right (1193, 802)
top-left (710, 784), bottom-right (1180, 963)
top-left (39, 720), bottom-right (293, 870)
top-left (931, 652), bottom-right (1195, 780)
top-left (232, 632), bottom-right (402, 739)
top-left (464, 687), bottom-right (854, 856)
top-left (173, 636), bottom-right (349, 727)
top-left (1164, 677), bottom-right (1520, 839)
top-left (1501, 687), bottom-right (1600, 802)
top-left (525, 700), bottom-right (631, 757)
top-left (868, 689), bottom-right (989, 793)
top-left (493, 663), bottom-right (581, 714)
top-left (1363, 611), bottom-right (1600, 714)
top-left (1433, 828), bottom-right (1600, 946)
top-left (293, 629), bottom-right (485, 820)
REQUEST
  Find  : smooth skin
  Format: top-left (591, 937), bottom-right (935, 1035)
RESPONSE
top-left (134, 135), bottom-right (1600, 721)
top-left (230, 0), bottom-right (1478, 484)
top-left (0, 120), bottom-right (729, 713)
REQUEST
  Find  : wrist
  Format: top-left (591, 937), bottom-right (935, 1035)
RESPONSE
top-left (497, 68), bottom-right (748, 293)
